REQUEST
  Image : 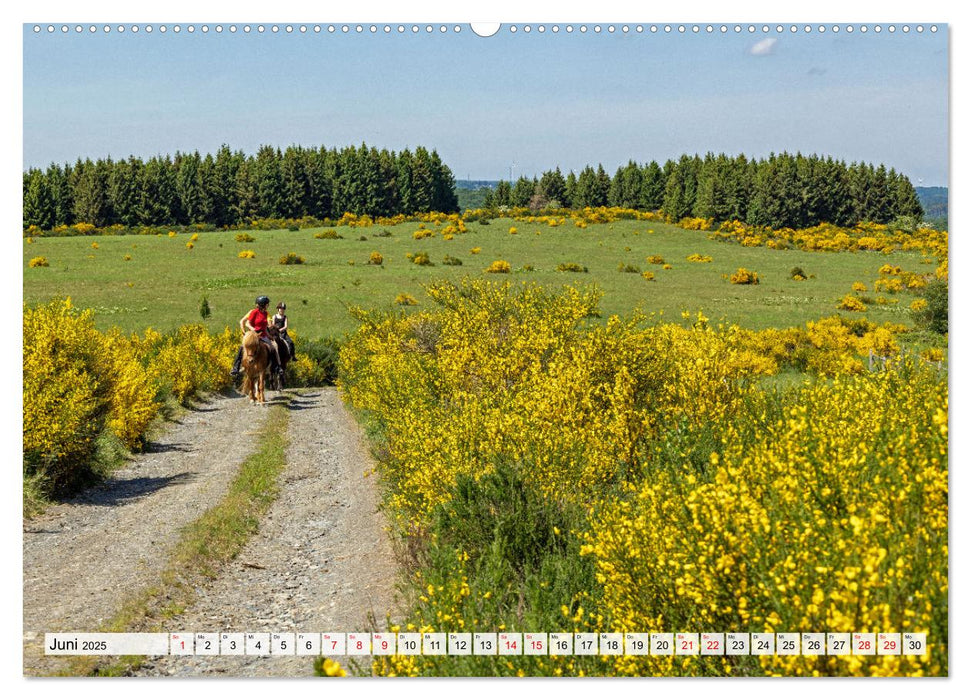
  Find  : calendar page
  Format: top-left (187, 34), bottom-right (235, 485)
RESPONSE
top-left (20, 1), bottom-right (950, 682)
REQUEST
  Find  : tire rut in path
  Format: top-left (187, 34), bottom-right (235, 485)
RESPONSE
top-left (134, 387), bottom-right (399, 677)
top-left (23, 391), bottom-right (274, 676)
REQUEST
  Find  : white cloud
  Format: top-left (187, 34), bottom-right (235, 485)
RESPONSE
top-left (749, 38), bottom-right (778, 56)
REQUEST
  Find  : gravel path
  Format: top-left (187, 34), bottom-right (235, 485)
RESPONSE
top-left (131, 387), bottom-right (399, 677)
top-left (23, 391), bottom-right (272, 676)
top-left (23, 387), bottom-right (398, 678)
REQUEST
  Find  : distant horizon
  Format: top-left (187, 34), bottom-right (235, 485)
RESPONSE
top-left (23, 25), bottom-right (948, 186)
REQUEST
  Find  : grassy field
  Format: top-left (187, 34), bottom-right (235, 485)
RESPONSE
top-left (23, 218), bottom-right (934, 338)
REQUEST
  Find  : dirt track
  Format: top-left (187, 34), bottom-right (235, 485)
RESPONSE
top-left (22, 387), bottom-right (397, 677)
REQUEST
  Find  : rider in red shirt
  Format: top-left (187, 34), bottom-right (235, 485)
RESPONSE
top-left (230, 295), bottom-right (284, 378)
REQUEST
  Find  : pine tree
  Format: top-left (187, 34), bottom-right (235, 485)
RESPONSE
top-left (429, 149), bottom-right (458, 212)
top-left (108, 156), bottom-right (143, 226)
top-left (723, 155), bottom-right (751, 222)
top-left (72, 158), bottom-right (110, 226)
top-left (662, 165), bottom-right (689, 221)
top-left (573, 166), bottom-right (598, 208)
top-left (376, 149), bottom-right (400, 216)
top-left (411, 147), bottom-right (434, 212)
top-left (396, 148), bottom-right (414, 216)
top-left (609, 161), bottom-right (643, 208)
top-left (564, 171), bottom-right (577, 207)
top-left (892, 171), bottom-right (924, 222)
top-left (538, 167), bottom-right (567, 207)
top-left (639, 161), bottom-right (665, 211)
top-left (255, 145), bottom-right (284, 218)
top-left (174, 151), bottom-right (206, 224)
top-left (206, 145), bottom-right (237, 226)
top-left (49, 163), bottom-right (73, 226)
top-left (281, 146), bottom-right (309, 219)
top-left (492, 180), bottom-right (512, 207)
top-left (692, 154), bottom-right (720, 221)
top-left (233, 159), bottom-right (259, 223)
top-left (23, 168), bottom-right (55, 229)
top-left (512, 176), bottom-right (534, 207)
top-left (594, 164), bottom-right (611, 206)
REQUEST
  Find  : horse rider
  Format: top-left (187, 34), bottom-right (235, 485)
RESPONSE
top-left (230, 295), bottom-right (284, 379)
top-left (272, 301), bottom-right (296, 361)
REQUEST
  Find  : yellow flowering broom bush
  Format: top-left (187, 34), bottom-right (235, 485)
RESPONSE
top-left (340, 281), bottom-right (946, 677)
top-left (24, 300), bottom-right (237, 507)
top-left (584, 358), bottom-right (947, 677)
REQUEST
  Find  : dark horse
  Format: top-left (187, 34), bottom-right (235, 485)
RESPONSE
top-left (266, 326), bottom-right (290, 391)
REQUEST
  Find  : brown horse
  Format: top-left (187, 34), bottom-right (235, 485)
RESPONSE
top-left (241, 330), bottom-right (269, 404)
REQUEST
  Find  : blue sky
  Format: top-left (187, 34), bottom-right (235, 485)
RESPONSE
top-left (22, 24), bottom-right (949, 184)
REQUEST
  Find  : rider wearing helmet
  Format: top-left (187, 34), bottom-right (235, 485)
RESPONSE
top-left (230, 295), bottom-right (284, 378)
top-left (272, 301), bottom-right (296, 361)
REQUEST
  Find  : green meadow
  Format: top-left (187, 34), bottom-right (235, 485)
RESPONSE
top-left (23, 218), bottom-right (934, 339)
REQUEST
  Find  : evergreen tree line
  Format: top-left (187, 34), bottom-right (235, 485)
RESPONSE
top-left (23, 143), bottom-right (459, 229)
top-left (483, 152), bottom-right (924, 229)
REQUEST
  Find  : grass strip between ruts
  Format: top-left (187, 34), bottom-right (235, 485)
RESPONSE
top-left (59, 398), bottom-right (291, 677)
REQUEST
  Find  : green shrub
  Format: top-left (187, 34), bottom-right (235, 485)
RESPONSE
top-left (290, 337), bottom-right (342, 386)
top-left (912, 279), bottom-right (948, 335)
top-left (279, 252), bottom-right (305, 265)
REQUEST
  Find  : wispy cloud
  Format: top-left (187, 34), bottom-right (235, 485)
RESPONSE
top-left (749, 38), bottom-right (778, 56)
top-left (807, 66), bottom-right (827, 76)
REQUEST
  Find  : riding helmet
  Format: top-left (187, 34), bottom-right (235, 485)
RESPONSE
top-left (277, 302), bottom-right (287, 310)
top-left (256, 295), bottom-right (270, 307)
